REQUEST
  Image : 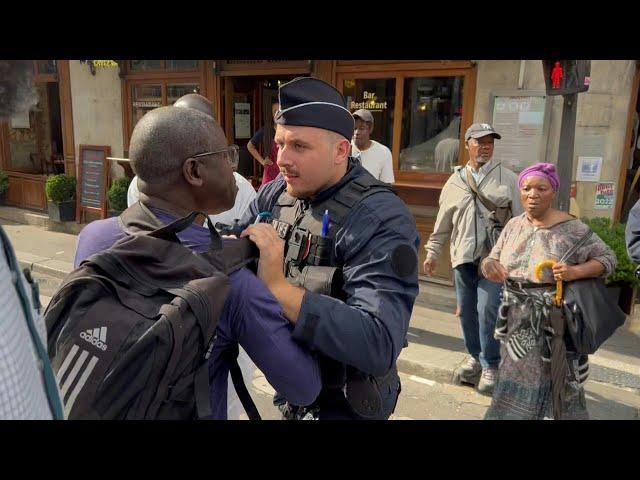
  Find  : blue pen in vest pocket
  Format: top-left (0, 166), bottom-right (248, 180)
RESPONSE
top-left (321, 209), bottom-right (330, 237)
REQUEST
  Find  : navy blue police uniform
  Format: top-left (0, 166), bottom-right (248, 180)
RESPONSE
top-left (237, 77), bottom-right (420, 419)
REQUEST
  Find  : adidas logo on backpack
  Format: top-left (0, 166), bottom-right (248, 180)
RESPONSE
top-left (79, 327), bottom-right (108, 351)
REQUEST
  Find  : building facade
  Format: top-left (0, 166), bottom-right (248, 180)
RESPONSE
top-left (1, 60), bottom-right (637, 282)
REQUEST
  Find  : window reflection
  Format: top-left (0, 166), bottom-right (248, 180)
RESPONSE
top-left (399, 76), bottom-right (464, 173)
top-left (343, 78), bottom-right (395, 150)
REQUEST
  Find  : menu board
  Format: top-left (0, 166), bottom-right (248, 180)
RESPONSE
top-left (77, 145), bottom-right (110, 221)
top-left (490, 92), bottom-right (551, 173)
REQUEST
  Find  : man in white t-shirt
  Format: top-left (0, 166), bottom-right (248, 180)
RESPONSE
top-left (351, 109), bottom-right (395, 184)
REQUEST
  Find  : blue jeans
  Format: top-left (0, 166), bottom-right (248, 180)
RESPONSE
top-left (454, 262), bottom-right (502, 369)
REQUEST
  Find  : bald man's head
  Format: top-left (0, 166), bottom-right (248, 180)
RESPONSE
top-left (129, 106), bottom-right (227, 186)
top-left (174, 94), bottom-right (215, 119)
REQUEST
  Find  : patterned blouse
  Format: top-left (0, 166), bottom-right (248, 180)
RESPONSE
top-left (487, 213), bottom-right (616, 282)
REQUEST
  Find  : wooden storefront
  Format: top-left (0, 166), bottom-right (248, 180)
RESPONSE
top-left (0, 60), bottom-right (75, 211)
top-left (116, 59), bottom-right (478, 282)
top-left (206, 60), bottom-right (477, 283)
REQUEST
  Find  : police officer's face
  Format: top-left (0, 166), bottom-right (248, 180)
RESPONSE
top-left (275, 124), bottom-right (350, 198)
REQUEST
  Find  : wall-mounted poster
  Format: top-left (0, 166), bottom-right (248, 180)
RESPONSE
top-left (234, 102), bottom-right (251, 139)
top-left (594, 182), bottom-right (615, 210)
top-left (576, 156), bottom-right (603, 182)
top-left (490, 91), bottom-right (551, 173)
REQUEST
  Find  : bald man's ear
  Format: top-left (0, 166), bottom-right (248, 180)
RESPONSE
top-left (183, 158), bottom-right (205, 187)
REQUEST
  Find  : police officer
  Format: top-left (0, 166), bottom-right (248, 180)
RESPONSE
top-left (239, 77), bottom-right (420, 420)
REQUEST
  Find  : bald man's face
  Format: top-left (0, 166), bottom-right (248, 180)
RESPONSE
top-left (275, 124), bottom-right (350, 199)
top-left (190, 122), bottom-right (238, 214)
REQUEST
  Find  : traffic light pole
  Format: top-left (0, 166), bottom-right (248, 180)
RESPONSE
top-left (556, 92), bottom-right (578, 212)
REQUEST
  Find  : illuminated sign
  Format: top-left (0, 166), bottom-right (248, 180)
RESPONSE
top-left (92, 60), bottom-right (119, 68)
top-left (350, 91), bottom-right (388, 112)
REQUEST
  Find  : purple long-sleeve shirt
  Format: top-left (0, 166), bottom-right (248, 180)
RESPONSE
top-left (74, 208), bottom-right (320, 419)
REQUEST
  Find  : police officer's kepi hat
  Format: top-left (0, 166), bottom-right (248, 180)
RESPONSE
top-left (275, 77), bottom-right (354, 141)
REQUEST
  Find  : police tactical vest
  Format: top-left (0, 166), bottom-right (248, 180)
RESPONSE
top-left (272, 174), bottom-right (394, 288)
top-left (270, 172), bottom-right (397, 419)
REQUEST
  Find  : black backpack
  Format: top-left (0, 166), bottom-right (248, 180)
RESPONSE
top-left (44, 203), bottom-right (260, 420)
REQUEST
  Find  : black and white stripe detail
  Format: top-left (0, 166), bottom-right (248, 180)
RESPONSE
top-left (56, 344), bottom-right (99, 418)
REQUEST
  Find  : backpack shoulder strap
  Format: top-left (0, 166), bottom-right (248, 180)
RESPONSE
top-left (201, 238), bottom-right (258, 276)
top-left (559, 228), bottom-right (594, 264)
top-left (466, 169), bottom-right (498, 212)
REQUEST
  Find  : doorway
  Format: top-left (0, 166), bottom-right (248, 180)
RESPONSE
top-left (221, 75), bottom-right (297, 188)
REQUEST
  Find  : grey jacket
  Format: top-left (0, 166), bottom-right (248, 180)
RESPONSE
top-left (425, 162), bottom-right (522, 268)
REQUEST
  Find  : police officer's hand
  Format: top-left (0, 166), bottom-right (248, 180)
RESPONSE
top-left (423, 256), bottom-right (437, 276)
top-left (481, 258), bottom-right (508, 283)
top-left (240, 223), bottom-right (286, 287)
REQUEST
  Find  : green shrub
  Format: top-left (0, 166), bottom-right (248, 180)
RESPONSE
top-left (107, 176), bottom-right (131, 213)
top-left (582, 216), bottom-right (640, 287)
top-left (0, 171), bottom-right (9, 196)
top-left (45, 174), bottom-right (76, 203)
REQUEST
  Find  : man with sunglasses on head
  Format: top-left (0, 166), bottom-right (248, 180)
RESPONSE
top-left (74, 104), bottom-right (321, 419)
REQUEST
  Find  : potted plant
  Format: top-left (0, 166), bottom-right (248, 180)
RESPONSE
top-left (45, 174), bottom-right (77, 222)
top-left (582, 217), bottom-right (640, 314)
top-left (0, 170), bottom-right (9, 204)
top-left (107, 176), bottom-right (131, 217)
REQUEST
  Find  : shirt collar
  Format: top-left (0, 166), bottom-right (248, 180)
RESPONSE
top-left (466, 158), bottom-right (493, 175)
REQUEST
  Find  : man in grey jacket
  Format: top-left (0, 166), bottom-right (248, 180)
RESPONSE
top-left (423, 123), bottom-right (522, 395)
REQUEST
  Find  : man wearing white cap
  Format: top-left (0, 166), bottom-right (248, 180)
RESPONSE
top-left (351, 109), bottom-right (394, 184)
top-left (424, 122), bottom-right (522, 395)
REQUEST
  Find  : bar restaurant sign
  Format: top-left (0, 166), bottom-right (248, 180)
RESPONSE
top-left (350, 91), bottom-right (388, 112)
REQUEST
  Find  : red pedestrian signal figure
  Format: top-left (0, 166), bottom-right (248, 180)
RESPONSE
top-left (551, 61), bottom-right (563, 89)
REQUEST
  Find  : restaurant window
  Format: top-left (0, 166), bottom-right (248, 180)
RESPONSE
top-left (399, 76), bottom-right (464, 173)
top-left (127, 80), bottom-right (203, 137)
top-left (130, 60), bottom-right (163, 71)
top-left (129, 60), bottom-right (199, 72)
top-left (132, 84), bottom-right (162, 127)
top-left (166, 60), bottom-right (199, 71)
top-left (36, 60), bottom-right (57, 75)
top-left (5, 83), bottom-right (64, 174)
top-left (167, 83), bottom-right (200, 104)
top-left (343, 78), bottom-right (395, 150)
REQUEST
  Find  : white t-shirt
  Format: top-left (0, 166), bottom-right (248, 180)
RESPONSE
top-left (127, 173), bottom-right (257, 227)
top-left (351, 140), bottom-right (395, 183)
top-left (127, 175), bottom-right (140, 208)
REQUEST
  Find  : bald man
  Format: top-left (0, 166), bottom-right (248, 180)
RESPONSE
top-left (74, 106), bottom-right (320, 419)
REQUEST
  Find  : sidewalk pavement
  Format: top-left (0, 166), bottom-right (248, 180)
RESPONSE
top-left (2, 213), bottom-right (639, 395)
